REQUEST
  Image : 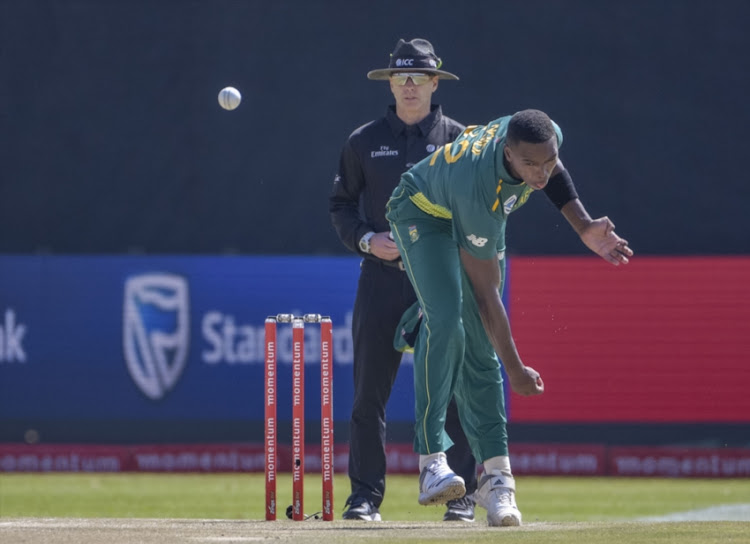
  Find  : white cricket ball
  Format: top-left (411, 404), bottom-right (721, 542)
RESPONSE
top-left (218, 86), bottom-right (241, 110)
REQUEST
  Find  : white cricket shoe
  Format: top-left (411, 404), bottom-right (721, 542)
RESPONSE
top-left (474, 471), bottom-right (522, 527)
top-left (418, 454), bottom-right (466, 506)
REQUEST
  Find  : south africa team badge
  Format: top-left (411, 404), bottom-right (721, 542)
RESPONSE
top-left (408, 225), bottom-right (419, 242)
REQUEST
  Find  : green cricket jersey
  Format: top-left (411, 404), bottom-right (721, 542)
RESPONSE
top-left (393, 115), bottom-right (563, 259)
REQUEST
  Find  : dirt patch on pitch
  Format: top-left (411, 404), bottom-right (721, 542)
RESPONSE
top-left (4, 516), bottom-right (748, 543)
top-left (0, 518), bottom-right (575, 544)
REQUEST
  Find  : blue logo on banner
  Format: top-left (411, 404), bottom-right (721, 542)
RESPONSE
top-left (123, 273), bottom-right (190, 400)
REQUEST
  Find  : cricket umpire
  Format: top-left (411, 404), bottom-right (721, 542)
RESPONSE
top-left (329, 38), bottom-right (478, 522)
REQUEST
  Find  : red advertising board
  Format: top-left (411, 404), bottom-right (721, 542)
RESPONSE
top-left (609, 446), bottom-right (750, 477)
top-left (509, 443), bottom-right (606, 475)
top-left (0, 444), bottom-right (130, 472)
top-left (508, 257), bottom-right (750, 423)
top-left (5, 443), bottom-right (747, 478)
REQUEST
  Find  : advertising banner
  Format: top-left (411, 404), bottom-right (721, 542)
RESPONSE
top-left (0, 256), bottom-right (417, 441)
top-left (3, 255), bottom-right (748, 447)
top-left (508, 256), bottom-right (750, 424)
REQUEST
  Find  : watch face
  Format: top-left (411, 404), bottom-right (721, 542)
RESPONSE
top-left (360, 233), bottom-right (373, 253)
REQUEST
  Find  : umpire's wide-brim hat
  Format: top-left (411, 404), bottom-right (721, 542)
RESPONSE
top-left (367, 38), bottom-right (459, 81)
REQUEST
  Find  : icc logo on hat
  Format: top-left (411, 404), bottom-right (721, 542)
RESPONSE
top-left (123, 273), bottom-right (190, 400)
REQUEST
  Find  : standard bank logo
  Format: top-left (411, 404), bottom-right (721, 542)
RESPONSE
top-left (503, 195), bottom-right (518, 215)
top-left (123, 273), bottom-right (189, 400)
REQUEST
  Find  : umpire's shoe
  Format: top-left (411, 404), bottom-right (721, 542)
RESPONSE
top-left (444, 494), bottom-right (476, 522)
top-left (342, 495), bottom-right (382, 521)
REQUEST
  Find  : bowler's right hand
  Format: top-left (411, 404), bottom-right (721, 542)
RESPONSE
top-left (508, 365), bottom-right (544, 396)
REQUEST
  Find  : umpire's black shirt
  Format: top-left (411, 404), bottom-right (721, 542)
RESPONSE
top-left (329, 105), bottom-right (465, 259)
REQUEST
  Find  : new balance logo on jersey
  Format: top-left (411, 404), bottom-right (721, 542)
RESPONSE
top-left (466, 234), bottom-right (488, 247)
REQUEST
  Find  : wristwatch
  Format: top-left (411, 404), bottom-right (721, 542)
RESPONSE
top-left (358, 231), bottom-right (376, 254)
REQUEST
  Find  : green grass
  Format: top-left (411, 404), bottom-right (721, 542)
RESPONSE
top-left (518, 476), bottom-right (749, 521)
top-left (1, 474), bottom-right (749, 543)
top-left (1, 473), bottom-right (748, 521)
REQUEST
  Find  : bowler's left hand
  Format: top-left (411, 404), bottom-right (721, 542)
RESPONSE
top-left (580, 217), bottom-right (633, 266)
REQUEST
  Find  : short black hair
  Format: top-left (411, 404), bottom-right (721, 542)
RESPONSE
top-left (506, 109), bottom-right (555, 145)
